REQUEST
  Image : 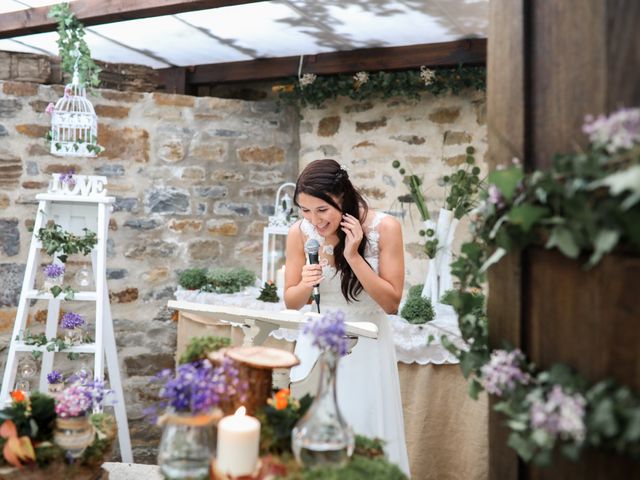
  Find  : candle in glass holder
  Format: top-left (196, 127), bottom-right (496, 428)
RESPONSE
top-left (276, 265), bottom-right (286, 288)
top-left (216, 406), bottom-right (260, 477)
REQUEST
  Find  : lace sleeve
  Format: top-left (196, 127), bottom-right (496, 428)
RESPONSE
top-left (364, 212), bottom-right (386, 273)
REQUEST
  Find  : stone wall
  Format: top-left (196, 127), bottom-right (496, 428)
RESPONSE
top-left (0, 80), bottom-right (299, 460)
top-left (298, 91), bottom-right (487, 288)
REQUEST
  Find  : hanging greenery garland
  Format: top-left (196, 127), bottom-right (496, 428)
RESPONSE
top-left (443, 107), bottom-right (640, 466)
top-left (275, 65), bottom-right (485, 108)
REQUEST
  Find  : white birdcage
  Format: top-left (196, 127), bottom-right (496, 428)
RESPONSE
top-left (261, 182), bottom-right (297, 291)
top-left (50, 65), bottom-right (98, 158)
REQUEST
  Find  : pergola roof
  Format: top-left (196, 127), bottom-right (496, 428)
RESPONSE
top-left (0, 0), bottom-right (488, 71)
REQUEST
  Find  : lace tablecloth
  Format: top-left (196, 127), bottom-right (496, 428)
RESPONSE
top-left (174, 288), bottom-right (463, 365)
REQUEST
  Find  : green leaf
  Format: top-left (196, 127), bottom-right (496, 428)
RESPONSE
top-left (479, 247), bottom-right (506, 273)
top-left (507, 432), bottom-right (535, 461)
top-left (507, 204), bottom-right (549, 232)
top-left (545, 226), bottom-right (580, 258)
top-left (50, 285), bottom-right (62, 298)
top-left (587, 229), bottom-right (620, 268)
top-left (589, 164), bottom-right (640, 209)
top-left (488, 166), bottom-right (524, 201)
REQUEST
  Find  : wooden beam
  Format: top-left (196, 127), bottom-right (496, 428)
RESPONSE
top-left (0, 0), bottom-right (265, 39)
top-left (165, 39), bottom-right (486, 85)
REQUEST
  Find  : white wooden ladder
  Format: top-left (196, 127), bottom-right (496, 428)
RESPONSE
top-left (0, 182), bottom-right (132, 463)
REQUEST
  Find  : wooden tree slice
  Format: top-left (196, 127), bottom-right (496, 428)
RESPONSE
top-left (225, 346), bottom-right (300, 369)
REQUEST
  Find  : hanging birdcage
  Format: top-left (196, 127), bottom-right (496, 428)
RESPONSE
top-left (50, 66), bottom-right (98, 157)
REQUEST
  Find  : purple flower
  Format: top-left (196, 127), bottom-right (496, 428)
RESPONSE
top-left (480, 349), bottom-right (530, 396)
top-left (488, 184), bottom-right (504, 207)
top-left (60, 169), bottom-right (75, 185)
top-left (304, 310), bottom-right (349, 357)
top-left (47, 370), bottom-right (64, 385)
top-left (149, 357), bottom-right (245, 417)
top-left (64, 85), bottom-right (72, 98)
top-left (61, 311), bottom-right (85, 329)
top-left (43, 263), bottom-right (65, 279)
top-left (583, 107), bottom-right (640, 153)
top-left (55, 376), bottom-right (111, 418)
top-left (529, 385), bottom-right (586, 442)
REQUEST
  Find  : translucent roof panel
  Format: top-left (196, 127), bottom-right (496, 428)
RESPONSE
top-left (0, 0), bottom-right (488, 69)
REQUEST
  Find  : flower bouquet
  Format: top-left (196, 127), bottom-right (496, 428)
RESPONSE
top-left (42, 263), bottom-right (65, 291)
top-left (59, 312), bottom-right (85, 344)
top-left (46, 370), bottom-right (64, 395)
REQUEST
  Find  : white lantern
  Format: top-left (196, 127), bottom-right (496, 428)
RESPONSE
top-left (50, 64), bottom-right (98, 158)
top-left (261, 183), bottom-right (297, 291)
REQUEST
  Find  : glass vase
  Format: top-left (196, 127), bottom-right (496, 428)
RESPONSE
top-left (157, 412), bottom-right (218, 480)
top-left (53, 415), bottom-right (95, 458)
top-left (292, 350), bottom-right (354, 469)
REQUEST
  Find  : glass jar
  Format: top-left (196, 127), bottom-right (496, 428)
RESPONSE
top-left (54, 415), bottom-right (95, 458)
top-left (292, 350), bottom-right (355, 469)
top-left (157, 412), bottom-right (218, 480)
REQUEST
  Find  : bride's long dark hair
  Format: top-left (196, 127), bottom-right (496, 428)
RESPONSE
top-left (294, 159), bottom-right (369, 302)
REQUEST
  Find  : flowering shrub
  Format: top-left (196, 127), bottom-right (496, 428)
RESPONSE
top-left (303, 310), bottom-right (349, 357)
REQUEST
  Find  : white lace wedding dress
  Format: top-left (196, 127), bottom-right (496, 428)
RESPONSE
top-left (290, 212), bottom-right (411, 476)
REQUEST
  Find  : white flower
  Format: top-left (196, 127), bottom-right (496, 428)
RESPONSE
top-left (420, 66), bottom-right (436, 86)
top-left (299, 73), bottom-right (317, 88)
top-left (353, 71), bottom-right (369, 86)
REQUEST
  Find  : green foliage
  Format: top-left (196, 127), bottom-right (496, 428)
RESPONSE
top-left (278, 65), bottom-right (485, 109)
top-left (48, 3), bottom-right (101, 87)
top-left (178, 268), bottom-right (208, 290)
top-left (400, 294), bottom-right (435, 324)
top-left (442, 147), bottom-right (485, 219)
top-left (178, 336), bottom-right (231, 365)
top-left (200, 267), bottom-right (256, 294)
top-left (353, 435), bottom-right (385, 458)
top-left (300, 455), bottom-right (407, 480)
top-left (258, 394), bottom-right (313, 455)
top-left (407, 284), bottom-right (424, 299)
top-left (36, 223), bottom-right (97, 263)
top-left (49, 284), bottom-right (76, 300)
top-left (257, 281), bottom-right (280, 303)
top-left (0, 393), bottom-right (56, 442)
top-left (21, 328), bottom-right (90, 361)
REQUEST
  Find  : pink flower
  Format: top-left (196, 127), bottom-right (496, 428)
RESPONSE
top-left (64, 86), bottom-right (72, 98)
top-left (480, 349), bottom-right (530, 396)
top-left (45, 102), bottom-right (55, 115)
top-left (529, 385), bottom-right (586, 442)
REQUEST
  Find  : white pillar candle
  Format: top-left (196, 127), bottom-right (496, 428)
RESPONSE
top-left (216, 406), bottom-right (260, 477)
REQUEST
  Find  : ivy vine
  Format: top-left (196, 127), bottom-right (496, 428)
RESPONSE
top-left (277, 65), bottom-right (485, 108)
top-left (442, 107), bottom-right (640, 465)
top-left (36, 223), bottom-right (97, 264)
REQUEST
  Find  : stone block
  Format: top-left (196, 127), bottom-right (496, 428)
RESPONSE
top-left (21, 181), bottom-right (47, 189)
top-left (94, 164), bottom-right (124, 176)
top-left (109, 288), bottom-right (139, 304)
top-left (0, 125), bottom-right (7, 137)
top-left (100, 90), bottom-right (144, 103)
top-left (125, 352), bottom-right (174, 377)
top-left (152, 92), bottom-right (195, 108)
top-left (428, 107), bottom-right (461, 124)
top-left (0, 263), bottom-right (25, 307)
top-left (142, 286), bottom-right (175, 301)
top-left (43, 163), bottom-right (81, 174)
top-left (141, 267), bottom-right (169, 284)
top-left (157, 136), bottom-right (187, 163)
top-left (391, 135), bottom-right (425, 145)
top-left (194, 186), bottom-right (228, 199)
top-left (355, 117), bottom-right (387, 132)
top-left (213, 202), bottom-right (252, 217)
top-left (206, 219), bottom-right (238, 236)
top-left (0, 99), bottom-right (22, 118)
top-left (211, 170), bottom-right (244, 182)
top-left (2, 82), bottom-right (38, 97)
top-left (353, 140), bottom-right (375, 149)
top-left (145, 187), bottom-right (190, 215)
top-left (167, 219), bottom-right (202, 233)
top-left (26, 144), bottom-right (49, 156)
top-left (125, 240), bottom-right (178, 259)
top-left (113, 197), bottom-right (139, 213)
top-left (29, 100), bottom-right (50, 113)
top-left (237, 146), bottom-right (285, 166)
top-left (248, 170), bottom-right (285, 185)
top-left (239, 186), bottom-right (277, 198)
top-left (234, 240), bottom-right (262, 258)
top-left (0, 151), bottom-right (21, 188)
top-left (0, 219), bottom-right (19, 256)
top-left (0, 309), bottom-right (17, 332)
top-left (259, 204), bottom-right (275, 216)
top-left (106, 268), bottom-right (128, 280)
top-left (98, 124), bottom-right (149, 162)
top-left (94, 104), bottom-right (130, 119)
top-left (344, 102), bottom-right (373, 113)
top-left (246, 221), bottom-right (268, 236)
top-left (189, 132), bottom-right (227, 162)
top-left (0, 194), bottom-right (9, 209)
top-left (14, 123), bottom-right (48, 138)
top-left (318, 116), bottom-right (341, 137)
top-left (443, 131), bottom-right (472, 145)
top-left (444, 154), bottom-right (467, 166)
top-left (188, 239), bottom-right (221, 260)
top-left (26, 161), bottom-right (38, 175)
top-left (359, 186), bottom-right (386, 200)
top-left (181, 166), bottom-right (205, 180)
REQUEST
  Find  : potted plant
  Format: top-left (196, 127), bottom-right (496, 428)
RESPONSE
top-left (46, 371), bottom-right (64, 395)
top-left (59, 312), bottom-right (85, 344)
top-left (42, 264), bottom-right (65, 291)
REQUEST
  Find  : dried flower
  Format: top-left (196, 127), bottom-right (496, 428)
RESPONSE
top-left (61, 311), bottom-right (85, 329)
top-left (480, 349), bottom-right (530, 396)
top-left (47, 370), bottom-right (64, 385)
top-left (353, 71), bottom-right (369, 88)
top-left (529, 385), bottom-right (586, 443)
top-left (420, 66), bottom-right (436, 86)
top-left (299, 73), bottom-right (317, 88)
top-left (303, 310), bottom-right (349, 357)
top-left (43, 263), bottom-right (65, 279)
top-left (45, 102), bottom-right (55, 115)
top-left (583, 107), bottom-right (640, 153)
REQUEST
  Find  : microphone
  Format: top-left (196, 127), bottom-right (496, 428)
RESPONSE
top-left (304, 239), bottom-right (321, 313)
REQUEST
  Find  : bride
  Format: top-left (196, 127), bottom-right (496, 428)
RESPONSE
top-left (284, 158), bottom-right (410, 476)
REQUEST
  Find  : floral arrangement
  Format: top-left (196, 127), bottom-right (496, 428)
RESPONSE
top-left (46, 371), bottom-right (64, 385)
top-left (55, 377), bottom-right (109, 418)
top-left (400, 284), bottom-right (435, 324)
top-left (443, 107), bottom-right (640, 466)
top-left (276, 65), bottom-right (485, 108)
top-left (147, 357), bottom-right (245, 418)
top-left (60, 312), bottom-right (85, 330)
top-left (258, 389), bottom-right (312, 455)
top-left (257, 281), bottom-right (279, 303)
top-left (303, 310), bottom-right (349, 357)
top-left (43, 263), bottom-right (65, 280)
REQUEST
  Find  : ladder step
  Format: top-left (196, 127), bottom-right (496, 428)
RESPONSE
top-left (26, 290), bottom-right (97, 301)
top-left (14, 341), bottom-right (96, 354)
